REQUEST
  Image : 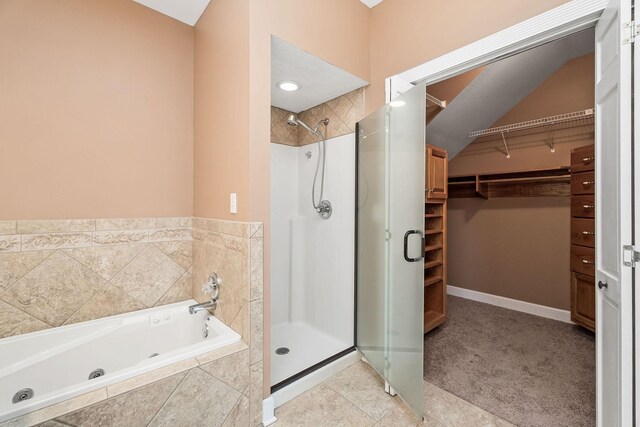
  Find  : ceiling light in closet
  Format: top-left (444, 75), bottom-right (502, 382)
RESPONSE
top-left (278, 81), bottom-right (300, 92)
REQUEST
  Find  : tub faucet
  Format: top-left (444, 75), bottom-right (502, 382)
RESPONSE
top-left (189, 273), bottom-right (222, 314)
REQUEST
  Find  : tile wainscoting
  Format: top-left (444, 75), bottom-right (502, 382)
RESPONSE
top-left (0, 217), bottom-right (264, 426)
top-left (0, 218), bottom-right (193, 338)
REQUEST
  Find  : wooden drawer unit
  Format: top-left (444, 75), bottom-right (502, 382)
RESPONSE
top-left (570, 144), bottom-right (596, 332)
top-left (571, 145), bottom-right (595, 173)
top-left (571, 218), bottom-right (595, 248)
top-left (571, 272), bottom-right (595, 332)
top-left (571, 245), bottom-right (595, 276)
top-left (571, 196), bottom-right (595, 218)
top-left (571, 171), bottom-right (595, 195)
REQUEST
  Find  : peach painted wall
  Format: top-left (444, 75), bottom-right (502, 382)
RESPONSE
top-left (193, 0), bottom-right (251, 221)
top-left (367, 0), bottom-right (573, 114)
top-left (446, 54), bottom-right (594, 310)
top-left (0, 0), bottom-right (194, 220)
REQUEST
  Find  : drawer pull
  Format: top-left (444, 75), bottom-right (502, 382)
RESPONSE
top-left (582, 204), bottom-right (595, 209)
top-left (582, 231), bottom-right (595, 236)
top-left (582, 157), bottom-right (595, 163)
top-left (582, 181), bottom-right (595, 185)
top-left (581, 259), bottom-right (595, 265)
top-left (598, 281), bottom-right (608, 290)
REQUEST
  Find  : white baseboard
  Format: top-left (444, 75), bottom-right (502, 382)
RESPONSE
top-left (447, 285), bottom-right (572, 323)
top-left (262, 396), bottom-right (277, 426)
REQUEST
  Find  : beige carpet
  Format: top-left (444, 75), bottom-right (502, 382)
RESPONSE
top-left (424, 295), bottom-right (595, 427)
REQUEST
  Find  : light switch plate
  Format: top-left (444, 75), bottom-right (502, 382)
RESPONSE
top-left (230, 193), bottom-right (237, 214)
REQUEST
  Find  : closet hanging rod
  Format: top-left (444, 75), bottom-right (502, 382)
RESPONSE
top-left (426, 93), bottom-right (446, 109)
top-left (468, 108), bottom-right (594, 138)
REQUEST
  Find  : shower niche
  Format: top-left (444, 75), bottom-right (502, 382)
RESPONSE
top-left (270, 36), bottom-right (367, 389)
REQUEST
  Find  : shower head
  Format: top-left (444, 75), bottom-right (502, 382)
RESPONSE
top-left (286, 113), bottom-right (298, 127)
top-left (285, 114), bottom-right (328, 137)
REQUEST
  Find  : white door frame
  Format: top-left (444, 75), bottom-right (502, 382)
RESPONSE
top-left (384, 0), bottom-right (637, 424)
top-left (385, 0), bottom-right (607, 101)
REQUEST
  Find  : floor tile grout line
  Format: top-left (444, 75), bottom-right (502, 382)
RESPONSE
top-left (310, 382), bottom-right (378, 424)
top-left (324, 379), bottom-right (390, 423)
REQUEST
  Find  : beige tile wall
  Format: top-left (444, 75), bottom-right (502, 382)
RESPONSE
top-left (0, 218), bottom-right (193, 339)
top-left (191, 217), bottom-right (264, 427)
top-left (270, 87), bottom-right (365, 146)
top-left (0, 217), bottom-right (265, 426)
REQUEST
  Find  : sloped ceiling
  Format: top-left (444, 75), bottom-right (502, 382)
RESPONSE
top-left (426, 28), bottom-right (595, 159)
top-left (132, 0), bottom-right (210, 25)
top-left (271, 37), bottom-right (369, 113)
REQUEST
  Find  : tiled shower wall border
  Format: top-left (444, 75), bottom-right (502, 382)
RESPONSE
top-left (0, 217), bottom-right (264, 426)
top-left (270, 87), bottom-right (364, 146)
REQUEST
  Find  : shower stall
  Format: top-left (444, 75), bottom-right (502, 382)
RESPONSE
top-left (270, 120), bottom-right (355, 388)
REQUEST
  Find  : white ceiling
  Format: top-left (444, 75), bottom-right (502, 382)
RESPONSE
top-left (360, 0), bottom-right (384, 7)
top-left (133, 0), bottom-right (381, 25)
top-left (132, 0), bottom-right (210, 26)
top-left (271, 37), bottom-right (369, 113)
top-left (426, 28), bottom-right (595, 159)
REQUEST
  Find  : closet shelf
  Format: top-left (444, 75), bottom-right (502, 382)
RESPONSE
top-left (449, 166), bottom-right (571, 199)
top-left (425, 244), bottom-right (443, 251)
top-left (424, 229), bottom-right (443, 235)
top-left (424, 276), bottom-right (443, 287)
top-left (469, 109), bottom-right (594, 139)
top-left (424, 260), bottom-right (443, 269)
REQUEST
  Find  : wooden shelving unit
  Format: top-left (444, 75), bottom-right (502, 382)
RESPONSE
top-left (448, 167), bottom-right (571, 199)
top-left (424, 144), bottom-right (448, 334)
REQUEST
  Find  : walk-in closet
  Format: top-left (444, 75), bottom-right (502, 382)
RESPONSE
top-left (422, 28), bottom-right (597, 427)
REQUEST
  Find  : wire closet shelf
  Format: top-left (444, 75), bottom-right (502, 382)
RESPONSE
top-left (468, 108), bottom-right (595, 140)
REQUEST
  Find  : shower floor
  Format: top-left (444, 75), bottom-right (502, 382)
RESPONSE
top-left (271, 321), bottom-right (351, 386)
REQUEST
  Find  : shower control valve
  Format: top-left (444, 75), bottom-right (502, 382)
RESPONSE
top-left (202, 272), bottom-right (222, 300)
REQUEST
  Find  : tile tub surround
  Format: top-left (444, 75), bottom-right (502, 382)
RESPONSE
top-left (0, 217), bottom-right (265, 426)
top-left (187, 217), bottom-right (264, 426)
top-left (271, 87), bottom-right (365, 147)
top-left (0, 218), bottom-right (193, 339)
top-left (1, 341), bottom-right (259, 427)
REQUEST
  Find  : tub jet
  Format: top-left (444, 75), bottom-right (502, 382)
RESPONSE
top-left (88, 369), bottom-right (105, 380)
top-left (12, 388), bottom-right (34, 404)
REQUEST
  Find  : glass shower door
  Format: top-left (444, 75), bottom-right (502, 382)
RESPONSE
top-left (356, 82), bottom-right (426, 417)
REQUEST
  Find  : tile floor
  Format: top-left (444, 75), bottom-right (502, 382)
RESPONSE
top-left (273, 360), bottom-right (513, 427)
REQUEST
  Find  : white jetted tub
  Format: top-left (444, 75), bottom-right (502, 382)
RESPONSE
top-left (0, 300), bottom-right (240, 422)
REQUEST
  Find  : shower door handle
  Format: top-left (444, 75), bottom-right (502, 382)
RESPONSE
top-left (403, 230), bottom-right (424, 262)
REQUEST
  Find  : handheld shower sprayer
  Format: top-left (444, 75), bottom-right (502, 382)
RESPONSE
top-left (286, 114), bottom-right (332, 219)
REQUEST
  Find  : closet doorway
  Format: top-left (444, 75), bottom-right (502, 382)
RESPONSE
top-left (420, 29), bottom-right (597, 426)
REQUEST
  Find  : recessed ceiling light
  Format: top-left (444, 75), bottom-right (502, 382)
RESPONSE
top-left (278, 80), bottom-right (300, 92)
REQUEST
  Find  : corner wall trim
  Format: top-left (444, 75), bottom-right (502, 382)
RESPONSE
top-left (447, 285), bottom-right (572, 323)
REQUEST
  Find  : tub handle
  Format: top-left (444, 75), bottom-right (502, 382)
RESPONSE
top-left (203, 273), bottom-right (222, 300)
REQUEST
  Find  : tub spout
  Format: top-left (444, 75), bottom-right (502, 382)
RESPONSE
top-left (189, 300), bottom-right (217, 314)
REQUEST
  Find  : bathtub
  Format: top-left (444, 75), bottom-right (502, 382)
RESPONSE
top-left (0, 300), bottom-right (241, 423)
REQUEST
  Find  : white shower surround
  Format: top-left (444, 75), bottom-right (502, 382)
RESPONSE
top-left (270, 133), bottom-right (355, 385)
